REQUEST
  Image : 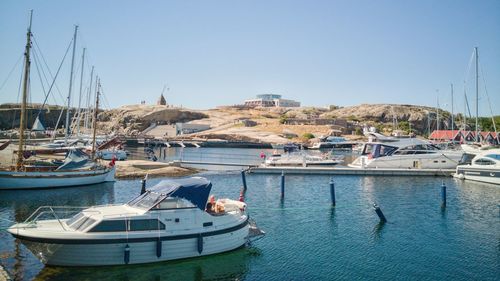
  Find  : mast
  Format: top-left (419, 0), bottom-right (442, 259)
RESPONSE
top-left (84, 66), bottom-right (94, 132)
top-left (91, 78), bottom-right (100, 160)
top-left (451, 83), bottom-right (454, 132)
top-left (436, 96), bottom-right (440, 132)
top-left (76, 47), bottom-right (85, 136)
top-left (16, 10), bottom-right (33, 170)
top-left (475, 47), bottom-right (479, 142)
top-left (65, 25), bottom-right (78, 143)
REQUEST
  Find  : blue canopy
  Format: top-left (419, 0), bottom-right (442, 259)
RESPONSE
top-left (148, 177), bottom-right (212, 210)
top-left (56, 149), bottom-right (95, 171)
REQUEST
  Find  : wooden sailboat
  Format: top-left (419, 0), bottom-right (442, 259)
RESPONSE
top-left (0, 11), bottom-right (115, 190)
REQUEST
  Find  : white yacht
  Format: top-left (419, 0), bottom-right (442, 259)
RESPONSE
top-left (454, 149), bottom-right (500, 185)
top-left (8, 177), bottom-right (263, 266)
top-left (264, 152), bottom-right (343, 167)
top-left (349, 138), bottom-right (464, 169)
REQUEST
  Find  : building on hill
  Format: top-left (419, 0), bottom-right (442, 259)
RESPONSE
top-left (157, 94), bottom-right (166, 105)
top-left (244, 94), bottom-right (300, 108)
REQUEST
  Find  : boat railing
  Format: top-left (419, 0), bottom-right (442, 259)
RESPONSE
top-left (23, 206), bottom-right (92, 230)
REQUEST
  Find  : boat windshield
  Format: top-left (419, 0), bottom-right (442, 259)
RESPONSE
top-left (128, 191), bottom-right (166, 210)
top-left (485, 154), bottom-right (500, 161)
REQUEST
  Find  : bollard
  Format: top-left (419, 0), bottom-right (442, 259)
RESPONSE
top-left (329, 178), bottom-right (336, 206)
top-left (241, 170), bottom-right (248, 191)
top-left (280, 171), bottom-right (285, 199)
top-left (373, 203), bottom-right (387, 223)
top-left (140, 177), bottom-right (147, 195)
top-left (124, 244), bottom-right (130, 264)
top-left (441, 182), bottom-right (446, 207)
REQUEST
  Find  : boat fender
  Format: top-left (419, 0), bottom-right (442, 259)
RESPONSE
top-left (124, 244), bottom-right (130, 264)
top-left (197, 234), bottom-right (203, 254)
top-left (156, 238), bottom-right (162, 258)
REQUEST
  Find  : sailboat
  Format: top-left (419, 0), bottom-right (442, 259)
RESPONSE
top-left (0, 11), bottom-right (115, 190)
top-left (459, 47), bottom-right (498, 155)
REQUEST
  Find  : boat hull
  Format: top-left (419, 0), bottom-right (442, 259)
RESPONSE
top-left (455, 166), bottom-right (500, 185)
top-left (11, 220), bottom-right (249, 266)
top-left (349, 153), bottom-right (463, 169)
top-left (0, 167), bottom-right (115, 189)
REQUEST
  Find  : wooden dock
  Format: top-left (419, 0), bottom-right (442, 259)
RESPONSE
top-left (249, 166), bottom-right (455, 176)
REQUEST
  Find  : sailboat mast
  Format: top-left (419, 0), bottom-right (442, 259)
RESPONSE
top-left (436, 96), bottom-right (440, 132)
top-left (16, 10), bottom-right (33, 170)
top-left (65, 25), bottom-right (78, 143)
top-left (84, 66), bottom-right (94, 133)
top-left (91, 78), bottom-right (100, 160)
top-left (76, 47), bottom-right (85, 136)
top-left (475, 47), bottom-right (479, 142)
top-left (451, 83), bottom-right (454, 132)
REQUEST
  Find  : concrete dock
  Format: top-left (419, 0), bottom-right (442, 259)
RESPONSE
top-left (249, 166), bottom-right (455, 176)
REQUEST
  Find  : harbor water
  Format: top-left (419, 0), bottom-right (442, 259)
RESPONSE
top-left (0, 148), bottom-right (499, 280)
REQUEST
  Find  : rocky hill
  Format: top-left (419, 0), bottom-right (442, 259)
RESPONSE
top-left (98, 105), bottom-right (208, 135)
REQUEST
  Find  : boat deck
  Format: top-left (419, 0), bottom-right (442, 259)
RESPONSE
top-left (249, 166), bottom-right (455, 176)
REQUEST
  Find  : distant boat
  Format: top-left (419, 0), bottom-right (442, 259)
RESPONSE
top-left (8, 177), bottom-right (265, 266)
top-left (264, 152), bottom-right (343, 167)
top-left (454, 149), bottom-right (500, 185)
top-left (0, 12), bottom-right (115, 190)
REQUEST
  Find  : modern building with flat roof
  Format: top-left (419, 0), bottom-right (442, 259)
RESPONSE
top-left (244, 94), bottom-right (300, 108)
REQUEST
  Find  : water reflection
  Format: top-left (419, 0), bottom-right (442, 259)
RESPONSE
top-left (0, 183), bottom-right (115, 281)
top-left (34, 247), bottom-right (260, 281)
top-left (0, 182), bottom-right (115, 222)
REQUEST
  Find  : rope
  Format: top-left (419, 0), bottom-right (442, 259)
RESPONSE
top-left (0, 53), bottom-right (23, 93)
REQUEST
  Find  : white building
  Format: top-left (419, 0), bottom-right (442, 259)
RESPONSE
top-left (244, 94), bottom-right (300, 108)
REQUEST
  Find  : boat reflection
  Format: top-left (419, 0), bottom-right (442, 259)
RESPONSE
top-left (34, 247), bottom-right (260, 281)
top-left (0, 182), bottom-right (115, 222)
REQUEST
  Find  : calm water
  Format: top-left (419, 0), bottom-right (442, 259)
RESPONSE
top-left (0, 150), bottom-right (499, 280)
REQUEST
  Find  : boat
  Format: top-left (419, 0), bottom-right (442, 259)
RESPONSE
top-left (7, 177), bottom-right (264, 266)
top-left (0, 13), bottom-right (115, 190)
top-left (348, 138), bottom-right (464, 169)
top-left (308, 136), bottom-right (358, 150)
top-left (454, 149), bottom-right (500, 185)
top-left (264, 152), bottom-right (343, 167)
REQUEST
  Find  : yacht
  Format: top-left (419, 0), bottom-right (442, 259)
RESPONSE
top-left (7, 177), bottom-right (264, 266)
top-left (348, 138), bottom-right (464, 169)
top-left (264, 152), bottom-right (343, 167)
top-left (454, 149), bottom-right (500, 185)
top-left (308, 136), bottom-right (358, 150)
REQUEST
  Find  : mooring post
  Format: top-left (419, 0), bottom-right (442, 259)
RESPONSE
top-left (280, 171), bottom-right (285, 199)
top-left (140, 177), bottom-right (147, 195)
top-left (373, 203), bottom-right (387, 223)
top-left (441, 182), bottom-right (446, 207)
top-left (241, 169), bottom-right (248, 191)
top-left (329, 178), bottom-right (336, 206)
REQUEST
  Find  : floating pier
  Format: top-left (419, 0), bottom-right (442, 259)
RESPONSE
top-left (249, 166), bottom-right (455, 176)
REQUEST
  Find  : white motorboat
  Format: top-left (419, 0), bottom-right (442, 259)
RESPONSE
top-left (98, 149), bottom-right (128, 160)
top-left (8, 177), bottom-right (264, 266)
top-left (348, 138), bottom-right (464, 169)
top-left (308, 137), bottom-right (358, 150)
top-left (264, 152), bottom-right (343, 167)
top-left (454, 149), bottom-right (500, 185)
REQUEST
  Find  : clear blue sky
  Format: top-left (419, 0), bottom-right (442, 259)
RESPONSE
top-left (1, 0), bottom-right (499, 115)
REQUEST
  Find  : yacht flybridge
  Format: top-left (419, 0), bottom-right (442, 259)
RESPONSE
top-left (349, 138), bottom-right (464, 169)
top-left (8, 177), bottom-right (264, 266)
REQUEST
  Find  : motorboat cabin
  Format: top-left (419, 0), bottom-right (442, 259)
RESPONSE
top-left (8, 177), bottom-right (263, 266)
